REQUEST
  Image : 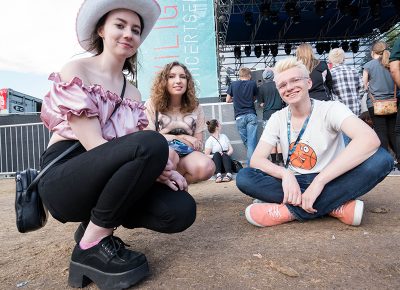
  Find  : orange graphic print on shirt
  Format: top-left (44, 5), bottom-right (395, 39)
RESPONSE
top-left (289, 142), bottom-right (317, 170)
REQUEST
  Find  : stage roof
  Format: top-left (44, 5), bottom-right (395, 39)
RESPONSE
top-left (217, 0), bottom-right (400, 46)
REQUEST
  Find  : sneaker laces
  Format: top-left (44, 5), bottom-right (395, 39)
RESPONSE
top-left (266, 204), bottom-right (282, 219)
top-left (332, 204), bottom-right (344, 216)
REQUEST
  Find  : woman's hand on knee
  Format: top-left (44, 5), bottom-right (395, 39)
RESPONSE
top-left (157, 159), bottom-right (174, 182)
top-left (193, 139), bottom-right (203, 151)
top-left (157, 170), bottom-right (188, 191)
top-left (182, 135), bottom-right (202, 151)
top-left (170, 170), bottom-right (188, 191)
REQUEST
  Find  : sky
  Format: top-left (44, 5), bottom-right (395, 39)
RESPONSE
top-left (0, 0), bottom-right (85, 99)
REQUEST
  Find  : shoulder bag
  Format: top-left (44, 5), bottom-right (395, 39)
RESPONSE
top-left (369, 85), bottom-right (397, 116)
top-left (15, 143), bottom-right (80, 233)
top-left (15, 76), bottom-right (127, 233)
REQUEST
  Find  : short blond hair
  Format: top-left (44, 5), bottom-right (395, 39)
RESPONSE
top-left (328, 48), bottom-right (345, 65)
top-left (239, 67), bottom-right (251, 78)
top-left (274, 57), bottom-right (309, 80)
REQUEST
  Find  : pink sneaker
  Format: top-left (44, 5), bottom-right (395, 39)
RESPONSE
top-left (245, 203), bottom-right (295, 227)
top-left (329, 200), bottom-right (364, 226)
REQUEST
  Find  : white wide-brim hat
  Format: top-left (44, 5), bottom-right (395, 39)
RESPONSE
top-left (76, 0), bottom-right (161, 52)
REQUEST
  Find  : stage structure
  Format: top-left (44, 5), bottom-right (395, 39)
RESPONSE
top-left (215, 0), bottom-right (400, 99)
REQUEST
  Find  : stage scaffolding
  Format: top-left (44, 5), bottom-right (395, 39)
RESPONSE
top-left (214, 0), bottom-right (400, 100)
top-left (216, 25), bottom-right (399, 100)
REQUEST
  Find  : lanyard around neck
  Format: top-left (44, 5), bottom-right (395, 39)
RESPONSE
top-left (285, 99), bottom-right (314, 168)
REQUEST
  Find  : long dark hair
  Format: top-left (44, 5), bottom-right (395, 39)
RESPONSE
top-left (87, 11), bottom-right (144, 77)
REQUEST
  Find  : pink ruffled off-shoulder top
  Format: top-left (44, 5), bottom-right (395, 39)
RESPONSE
top-left (41, 73), bottom-right (148, 140)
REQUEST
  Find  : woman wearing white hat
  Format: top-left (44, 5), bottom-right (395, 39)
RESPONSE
top-left (38, 0), bottom-right (196, 289)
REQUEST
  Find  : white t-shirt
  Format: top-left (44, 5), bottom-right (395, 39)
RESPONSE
top-left (205, 134), bottom-right (231, 154)
top-left (261, 100), bottom-right (354, 174)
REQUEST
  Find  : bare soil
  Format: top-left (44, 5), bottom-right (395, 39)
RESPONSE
top-left (1, 177), bottom-right (400, 290)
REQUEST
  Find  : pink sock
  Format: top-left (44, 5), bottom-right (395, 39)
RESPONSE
top-left (79, 239), bottom-right (101, 250)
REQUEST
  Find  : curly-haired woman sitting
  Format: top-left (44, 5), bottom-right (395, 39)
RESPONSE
top-left (145, 61), bottom-right (215, 184)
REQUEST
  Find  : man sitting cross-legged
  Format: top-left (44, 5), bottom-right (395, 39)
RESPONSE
top-left (236, 57), bottom-right (393, 227)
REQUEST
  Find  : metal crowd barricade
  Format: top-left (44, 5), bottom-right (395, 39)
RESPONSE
top-left (199, 102), bottom-right (263, 163)
top-left (0, 103), bottom-right (261, 176)
top-left (0, 123), bottom-right (51, 176)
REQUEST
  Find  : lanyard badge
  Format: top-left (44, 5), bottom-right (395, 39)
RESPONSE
top-left (285, 99), bottom-right (314, 168)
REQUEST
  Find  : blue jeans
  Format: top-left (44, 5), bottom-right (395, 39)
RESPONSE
top-left (236, 113), bottom-right (258, 166)
top-left (342, 134), bottom-right (351, 146)
top-left (236, 147), bottom-right (393, 221)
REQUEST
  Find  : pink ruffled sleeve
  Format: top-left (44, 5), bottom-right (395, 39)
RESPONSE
top-left (41, 72), bottom-right (148, 141)
top-left (103, 99), bottom-right (149, 140)
top-left (41, 73), bottom-right (99, 132)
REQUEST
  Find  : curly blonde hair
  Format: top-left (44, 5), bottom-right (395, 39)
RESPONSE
top-left (296, 43), bottom-right (320, 73)
top-left (150, 61), bottom-right (199, 113)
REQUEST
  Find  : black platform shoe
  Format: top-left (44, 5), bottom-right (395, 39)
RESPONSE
top-left (68, 235), bottom-right (149, 290)
top-left (74, 222), bottom-right (88, 244)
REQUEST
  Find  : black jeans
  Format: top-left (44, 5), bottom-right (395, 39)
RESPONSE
top-left (212, 152), bottom-right (232, 174)
top-left (368, 107), bottom-right (397, 156)
top-left (38, 131), bottom-right (196, 234)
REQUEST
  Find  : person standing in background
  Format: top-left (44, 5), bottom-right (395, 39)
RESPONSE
top-left (390, 37), bottom-right (400, 87)
top-left (363, 41), bottom-right (397, 158)
top-left (328, 48), bottom-right (364, 144)
top-left (226, 67), bottom-right (258, 166)
top-left (296, 43), bottom-right (333, 101)
top-left (329, 48), bottom-right (364, 116)
top-left (389, 37), bottom-right (400, 169)
top-left (257, 68), bottom-right (284, 165)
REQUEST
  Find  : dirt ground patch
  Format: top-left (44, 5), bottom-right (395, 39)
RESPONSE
top-left (1, 177), bottom-right (400, 289)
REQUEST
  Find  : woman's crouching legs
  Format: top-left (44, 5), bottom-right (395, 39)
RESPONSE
top-left (65, 131), bottom-right (169, 289)
top-left (177, 151), bottom-right (215, 184)
top-left (122, 183), bottom-right (196, 233)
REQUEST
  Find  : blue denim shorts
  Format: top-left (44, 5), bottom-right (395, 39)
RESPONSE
top-left (168, 139), bottom-right (194, 157)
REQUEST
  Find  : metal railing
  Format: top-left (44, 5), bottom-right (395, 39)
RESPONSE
top-left (200, 102), bottom-right (263, 163)
top-left (0, 123), bottom-right (51, 176)
top-left (0, 103), bottom-right (261, 175)
top-left (201, 101), bottom-right (245, 144)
